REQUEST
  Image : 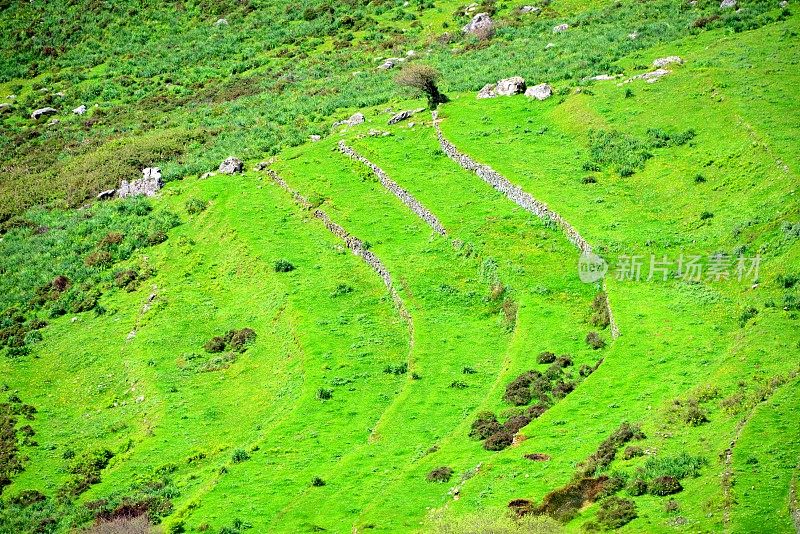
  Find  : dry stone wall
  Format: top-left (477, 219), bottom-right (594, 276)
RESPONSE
top-left (338, 141), bottom-right (447, 236)
top-left (432, 111), bottom-right (619, 339)
top-left (266, 169), bottom-right (412, 326)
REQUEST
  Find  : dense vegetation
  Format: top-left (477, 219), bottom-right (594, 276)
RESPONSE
top-left (1, 0), bottom-right (798, 532)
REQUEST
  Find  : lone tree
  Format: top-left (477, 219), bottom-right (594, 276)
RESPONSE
top-left (395, 64), bottom-right (447, 109)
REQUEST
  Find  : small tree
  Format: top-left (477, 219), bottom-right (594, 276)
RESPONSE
top-left (395, 64), bottom-right (447, 109)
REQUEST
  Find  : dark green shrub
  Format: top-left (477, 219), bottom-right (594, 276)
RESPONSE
top-left (649, 476), bottom-right (682, 496)
top-left (383, 363), bottom-right (408, 375)
top-left (462, 366), bottom-right (477, 374)
top-left (537, 351), bottom-right (556, 364)
top-left (738, 306), bottom-right (758, 327)
top-left (483, 429), bottom-right (514, 451)
top-left (694, 174), bottom-right (706, 183)
top-left (84, 250), bottom-right (112, 267)
top-left (114, 269), bottom-right (139, 291)
top-left (449, 380), bottom-right (468, 389)
top-left (555, 355), bottom-right (573, 368)
top-left (684, 404), bottom-right (708, 426)
top-left (590, 292), bottom-right (610, 328)
top-left (330, 283), bottom-right (353, 297)
top-left (311, 476), bottom-right (326, 487)
top-left (700, 211), bottom-right (714, 220)
top-left (627, 478), bottom-right (647, 496)
top-left (231, 449), bottom-right (250, 463)
top-left (623, 446), bottom-right (643, 460)
top-left (469, 412), bottom-right (500, 440)
top-left (227, 328), bottom-right (256, 352)
top-left (274, 259), bottom-right (295, 272)
top-left (426, 466), bottom-right (453, 482)
top-left (185, 198), bottom-right (208, 214)
top-left (586, 331), bottom-right (606, 349)
top-left (596, 496), bottom-right (637, 529)
top-left (316, 388), bottom-right (333, 400)
top-left (581, 176), bottom-right (597, 184)
top-left (204, 336), bottom-right (226, 353)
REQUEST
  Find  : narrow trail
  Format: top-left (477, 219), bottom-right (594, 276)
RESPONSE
top-left (432, 110), bottom-right (620, 339)
top-left (338, 140), bottom-right (447, 236)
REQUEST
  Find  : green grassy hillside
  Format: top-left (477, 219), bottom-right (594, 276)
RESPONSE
top-left (1, 0), bottom-right (799, 532)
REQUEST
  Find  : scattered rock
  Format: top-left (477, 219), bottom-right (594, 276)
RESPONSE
top-left (720, 0), bottom-right (736, 7)
top-left (626, 68), bottom-right (671, 83)
top-left (545, 42), bottom-right (555, 49)
top-left (119, 168), bottom-right (163, 198)
top-left (48, 119), bottom-right (59, 126)
top-left (334, 112), bottom-right (365, 128)
top-left (310, 134), bottom-right (321, 142)
top-left (135, 395), bottom-right (145, 403)
top-left (218, 157), bottom-right (243, 174)
top-left (72, 104), bottom-right (87, 115)
top-left (388, 108), bottom-right (424, 125)
top-left (477, 83), bottom-right (497, 99)
top-left (553, 23), bottom-right (569, 33)
top-left (520, 5), bottom-right (541, 13)
top-left (199, 171), bottom-right (216, 179)
top-left (464, 2), bottom-right (479, 14)
top-left (462, 12), bottom-right (493, 35)
top-left (367, 129), bottom-right (391, 137)
top-left (779, 0), bottom-right (788, 6)
top-left (127, 329), bottom-right (137, 341)
top-left (587, 74), bottom-right (621, 81)
top-left (496, 76), bottom-right (526, 96)
top-left (524, 453), bottom-right (552, 461)
top-left (6, 95), bottom-right (15, 100)
top-left (525, 83), bottom-right (553, 100)
top-left (406, 50), bottom-right (416, 57)
top-left (0, 103), bottom-right (11, 113)
top-left (255, 160), bottom-right (274, 171)
top-left (378, 57), bottom-right (404, 70)
top-left (31, 107), bottom-right (58, 120)
top-left (628, 31), bottom-right (639, 40)
top-left (53, 91), bottom-right (65, 97)
top-left (215, 18), bottom-right (228, 25)
top-left (653, 56), bottom-right (683, 67)
top-left (96, 189), bottom-right (116, 201)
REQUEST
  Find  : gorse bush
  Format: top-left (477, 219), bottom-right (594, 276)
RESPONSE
top-left (274, 259), bottom-right (295, 272)
top-left (595, 496), bottom-right (637, 529)
top-left (426, 466), bottom-right (453, 483)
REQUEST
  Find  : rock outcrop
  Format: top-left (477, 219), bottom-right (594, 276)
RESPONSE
top-left (653, 56), bottom-right (683, 68)
top-left (553, 23), bottom-right (569, 33)
top-left (118, 168), bottom-right (163, 198)
top-left (720, 0), bottom-right (736, 7)
top-left (496, 77), bottom-right (526, 96)
top-left (72, 105), bottom-right (87, 115)
top-left (334, 112), bottom-right (365, 128)
top-left (525, 83), bottom-right (553, 100)
top-left (462, 13), bottom-right (493, 35)
top-left (31, 107), bottom-right (58, 120)
top-left (388, 108), bottom-right (423, 125)
top-left (219, 157), bottom-right (243, 174)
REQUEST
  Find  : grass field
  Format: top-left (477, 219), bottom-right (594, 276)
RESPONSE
top-left (1, 0), bottom-right (799, 532)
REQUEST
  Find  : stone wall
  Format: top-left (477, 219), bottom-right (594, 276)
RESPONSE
top-left (338, 141), bottom-right (447, 236)
top-left (266, 169), bottom-right (412, 326)
top-left (432, 111), bottom-right (619, 339)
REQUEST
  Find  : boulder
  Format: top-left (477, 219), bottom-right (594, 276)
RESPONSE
top-left (545, 42), bottom-right (555, 49)
top-left (780, 0), bottom-right (788, 6)
top-left (462, 12), bottom-right (493, 35)
top-left (477, 83), bottom-right (497, 99)
top-left (525, 83), bottom-right (553, 100)
top-left (587, 74), bottom-right (620, 81)
top-left (31, 107), bottom-right (58, 120)
top-left (553, 23), bottom-right (569, 33)
top-left (72, 105), bottom-right (87, 115)
top-left (118, 168), bottom-right (163, 198)
top-left (520, 5), bottom-right (541, 13)
top-left (96, 189), bottom-right (116, 201)
top-left (378, 58), bottom-right (403, 70)
top-left (255, 161), bottom-right (271, 171)
top-left (215, 18), bottom-right (228, 25)
top-left (218, 157), bottom-right (243, 174)
top-left (199, 172), bottom-right (216, 179)
top-left (309, 134), bottom-right (321, 142)
top-left (334, 112), bottom-right (365, 128)
top-left (0, 103), bottom-right (11, 113)
top-left (720, 0), bottom-right (736, 7)
top-left (627, 68), bottom-right (671, 83)
top-left (388, 110), bottom-right (415, 125)
top-left (653, 56), bottom-right (683, 68)
top-left (496, 76), bottom-right (526, 96)
top-left (628, 31), bottom-right (639, 40)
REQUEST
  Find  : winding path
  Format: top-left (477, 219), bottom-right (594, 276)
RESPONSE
top-left (432, 110), bottom-right (620, 339)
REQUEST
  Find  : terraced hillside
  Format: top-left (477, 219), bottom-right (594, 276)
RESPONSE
top-left (1, 0), bottom-right (799, 532)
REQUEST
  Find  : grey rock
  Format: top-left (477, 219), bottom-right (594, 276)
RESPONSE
top-left (496, 76), bottom-right (526, 96)
top-left (310, 134), bottom-right (321, 142)
top-left (587, 74), bottom-right (620, 81)
top-left (0, 103), bottom-right (11, 113)
top-left (118, 168), bottom-right (163, 198)
top-left (199, 171), bottom-right (216, 179)
top-left (378, 58), bottom-right (404, 70)
top-left (218, 157), bottom-right (243, 174)
top-left (31, 107), bottom-right (58, 120)
top-left (462, 12), bottom-right (493, 35)
top-left (545, 42), bottom-right (555, 49)
top-left (628, 31), bottom-right (639, 40)
top-left (653, 56), bottom-right (683, 68)
top-left (525, 83), bottom-right (553, 100)
top-left (780, 0), bottom-right (788, 6)
top-left (215, 18), bottom-right (228, 25)
top-left (388, 108), bottom-right (424, 125)
top-left (520, 5), bottom-right (541, 13)
top-left (626, 68), bottom-right (671, 83)
top-left (553, 23), bottom-right (569, 33)
top-left (334, 112), bottom-right (365, 128)
top-left (720, 0), bottom-right (736, 7)
top-left (477, 83), bottom-right (497, 99)
top-left (72, 104), bottom-right (87, 115)
top-left (96, 189), bottom-right (116, 201)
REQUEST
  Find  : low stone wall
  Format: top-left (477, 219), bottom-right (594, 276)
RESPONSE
top-left (432, 111), bottom-right (619, 339)
top-left (338, 141), bottom-right (447, 236)
top-left (266, 169), bottom-right (412, 326)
